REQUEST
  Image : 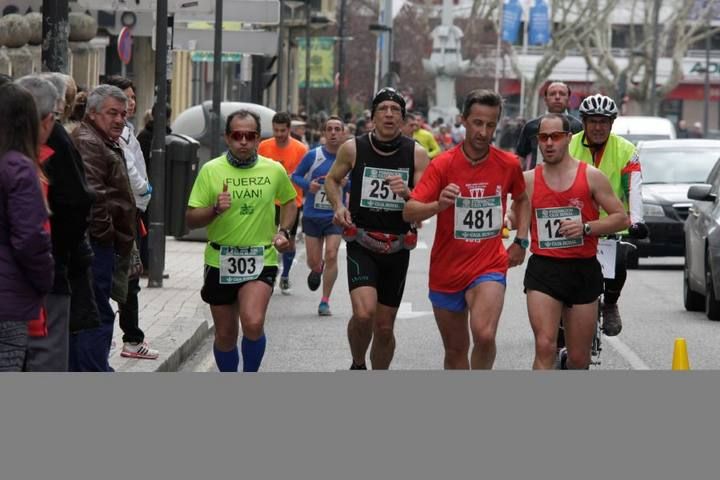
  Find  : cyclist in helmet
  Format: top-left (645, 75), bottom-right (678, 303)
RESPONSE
top-left (569, 93), bottom-right (646, 337)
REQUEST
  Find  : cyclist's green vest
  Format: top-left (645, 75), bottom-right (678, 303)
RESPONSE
top-left (569, 132), bottom-right (636, 212)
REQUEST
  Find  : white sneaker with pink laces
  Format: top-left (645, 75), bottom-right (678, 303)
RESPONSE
top-left (121, 341), bottom-right (159, 360)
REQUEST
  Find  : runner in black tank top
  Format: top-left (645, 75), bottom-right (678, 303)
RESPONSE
top-left (349, 132), bottom-right (416, 234)
top-left (324, 88), bottom-right (430, 370)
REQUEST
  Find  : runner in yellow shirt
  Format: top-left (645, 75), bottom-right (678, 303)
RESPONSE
top-left (186, 109), bottom-right (297, 372)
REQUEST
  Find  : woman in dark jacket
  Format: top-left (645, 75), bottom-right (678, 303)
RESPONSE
top-left (0, 82), bottom-right (55, 371)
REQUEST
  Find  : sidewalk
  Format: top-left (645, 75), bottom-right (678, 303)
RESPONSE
top-left (112, 238), bottom-right (211, 372)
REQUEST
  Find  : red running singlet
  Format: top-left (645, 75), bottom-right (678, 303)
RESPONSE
top-left (530, 162), bottom-right (599, 259)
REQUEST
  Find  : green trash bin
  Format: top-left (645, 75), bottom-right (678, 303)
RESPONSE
top-left (164, 133), bottom-right (200, 238)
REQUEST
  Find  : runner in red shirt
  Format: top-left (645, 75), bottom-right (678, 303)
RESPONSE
top-left (524, 113), bottom-right (627, 369)
top-left (404, 89), bottom-right (531, 370)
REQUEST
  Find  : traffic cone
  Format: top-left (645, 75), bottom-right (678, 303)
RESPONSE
top-left (671, 338), bottom-right (690, 370)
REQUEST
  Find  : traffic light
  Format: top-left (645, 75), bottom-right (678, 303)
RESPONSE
top-left (263, 55), bottom-right (278, 89)
top-left (251, 55), bottom-right (278, 104)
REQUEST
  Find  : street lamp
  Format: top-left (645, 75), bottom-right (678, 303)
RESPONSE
top-left (369, 23), bottom-right (393, 88)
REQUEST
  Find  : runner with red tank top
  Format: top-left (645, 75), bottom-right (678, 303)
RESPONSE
top-left (523, 114), bottom-right (628, 370)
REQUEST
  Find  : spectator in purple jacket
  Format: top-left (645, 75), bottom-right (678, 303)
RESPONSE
top-left (0, 82), bottom-right (55, 371)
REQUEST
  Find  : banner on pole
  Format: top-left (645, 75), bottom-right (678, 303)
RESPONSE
top-left (297, 37), bottom-right (335, 89)
top-left (501, 0), bottom-right (523, 44)
top-left (529, 0), bottom-right (551, 46)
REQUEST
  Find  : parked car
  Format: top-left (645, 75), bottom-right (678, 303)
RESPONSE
top-left (684, 155), bottom-right (720, 320)
top-left (612, 116), bottom-right (676, 145)
top-left (172, 101), bottom-right (277, 168)
top-left (631, 139), bottom-right (720, 268)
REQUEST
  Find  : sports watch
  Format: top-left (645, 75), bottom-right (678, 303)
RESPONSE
top-left (583, 223), bottom-right (592, 236)
top-left (513, 237), bottom-right (529, 249)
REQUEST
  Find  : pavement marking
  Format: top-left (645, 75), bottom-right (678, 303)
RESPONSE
top-left (604, 336), bottom-right (651, 370)
top-left (396, 302), bottom-right (432, 319)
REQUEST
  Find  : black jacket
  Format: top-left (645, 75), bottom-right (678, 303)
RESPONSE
top-left (44, 122), bottom-right (96, 294)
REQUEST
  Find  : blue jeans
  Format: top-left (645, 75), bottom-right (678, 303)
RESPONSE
top-left (69, 243), bottom-right (116, 372)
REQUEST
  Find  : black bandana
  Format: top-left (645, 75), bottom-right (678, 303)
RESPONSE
top-left (226, 150), bottom-right (258, 169)
top-left (369, 131), bottom-right (403, 153)
top-left (371, 87), bottom-right (406, 119)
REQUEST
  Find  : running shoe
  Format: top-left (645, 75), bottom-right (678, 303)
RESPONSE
top-left (318, 301), bottom-right (332, 316)
top-left (601, 302), bottom-right (622, 336)
top-left (121, 341), bottom-right (159, 360)
top-left (279, 276), bottom-right (292, 295)
top-left (307, 262), bottom-right (324, 291)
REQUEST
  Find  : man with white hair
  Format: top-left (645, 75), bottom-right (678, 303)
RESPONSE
top-left (71, 84), bottom-right (137, 372)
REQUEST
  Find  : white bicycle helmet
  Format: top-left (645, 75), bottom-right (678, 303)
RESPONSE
top-left (579, 94), bottom-right (618, 118)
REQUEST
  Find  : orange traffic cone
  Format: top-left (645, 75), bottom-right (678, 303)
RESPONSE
top-left (671, 338), bottom-right (690, 370)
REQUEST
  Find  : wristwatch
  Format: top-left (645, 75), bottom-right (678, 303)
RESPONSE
top-left (278, 228), bottom-right (291, 240)
top-left (583, 223), bottom-right (592, 236)
top-left (513, 237), bottom-right (529, 249)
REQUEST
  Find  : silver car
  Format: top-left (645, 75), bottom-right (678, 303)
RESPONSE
top-left (684, 149), bottom-right (720, 320)
top-left (633, 139), bottom-right (720, 268)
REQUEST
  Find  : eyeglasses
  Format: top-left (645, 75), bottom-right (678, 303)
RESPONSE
top-left (229, 130), bottom-right (259, 142)
top-left (537, 131), bottom-right (569, 143)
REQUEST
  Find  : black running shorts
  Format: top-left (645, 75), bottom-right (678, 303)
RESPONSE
top-left (346, 241), bottom-right (410, 308)
top-left (523, 254), bottom-right (603, 306)
top-left (201, 265), bottom-right (278, 305)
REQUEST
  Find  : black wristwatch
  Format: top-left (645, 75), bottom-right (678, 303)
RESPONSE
top-left (583, 223), bottom-right (592, 236)
top-left (278, 228), bottom-right (291, 240)
top-left (513, 237), bottom-right (529, 249)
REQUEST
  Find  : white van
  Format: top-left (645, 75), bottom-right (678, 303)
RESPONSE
top-left (611, 116), bottom-right (677, 145)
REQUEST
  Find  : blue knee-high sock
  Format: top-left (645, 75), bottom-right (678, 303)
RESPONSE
top-left (241, 335), bottom-right (267, 372)
top-left (281, 250), bottom-right (295, 278)
top-left (213, 344), bottom-right (239, 372)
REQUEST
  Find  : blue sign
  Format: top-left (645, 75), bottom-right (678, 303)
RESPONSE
top-left (501, 0), bottom-right (523, 44)
top-left (529, 0), bottom-right (550, 46)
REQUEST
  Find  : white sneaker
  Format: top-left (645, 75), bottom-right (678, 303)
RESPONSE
top-left (121, 341), bottom-right (159, 360)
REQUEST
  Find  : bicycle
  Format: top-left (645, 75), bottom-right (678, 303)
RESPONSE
top-left (557, 236), bottom-right (638, 369)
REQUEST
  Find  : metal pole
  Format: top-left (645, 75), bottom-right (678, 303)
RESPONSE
top-left (304, 0), bottom-right (311, 115)
top-left (386, 29), bottom-right (393, 87)
top-left (276, 0), bottom-right (285, 111)
top-left (494, 0), bottom-right (504, 92)
top-left (704, 20), bottom-right (711, 138)
top-left (649, 0), bottom-right (661, 116)
top-left (337, 0), bottom-right (347, 115)
top-left (382, 0), bottom-right (393, 83)
top-left (210, 0), bottom-right (223, 158)
top-left (41, 0), bottom-right (69, 73)
top-left (148, 0), bottom-right (168, 288)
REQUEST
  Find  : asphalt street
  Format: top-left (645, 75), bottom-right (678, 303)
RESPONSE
top-left (181, 218), bottom-right (720, 371)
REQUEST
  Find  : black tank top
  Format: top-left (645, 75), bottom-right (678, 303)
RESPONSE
top-left (349, 133), bottom-right (416, 234)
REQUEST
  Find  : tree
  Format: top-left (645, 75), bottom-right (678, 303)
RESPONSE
top-left (578, 0), bottom-right (720, 115)
top-left (469, 0), bottom-right (620, 117)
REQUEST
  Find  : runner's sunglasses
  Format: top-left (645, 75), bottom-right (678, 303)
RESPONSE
top-left (229, 130), bottom-right (259, 142)
top-left (536, 131), bottom-right (569, 142)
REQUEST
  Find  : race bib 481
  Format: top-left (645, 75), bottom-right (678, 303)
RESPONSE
top-left (454, 195), bottom-right (502, 240)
